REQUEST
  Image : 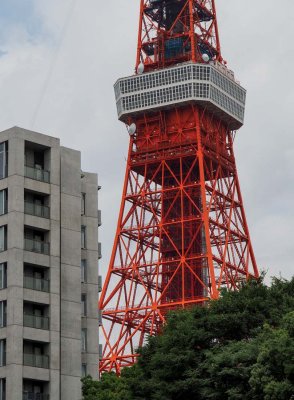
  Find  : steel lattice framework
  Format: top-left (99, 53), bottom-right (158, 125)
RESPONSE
top-left (100, 0), bottom-right (259, 375)
top-left (136, 0), bottom-right (222, 70)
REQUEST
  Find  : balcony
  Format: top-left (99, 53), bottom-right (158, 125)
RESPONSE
top-left (23, 353), bottom-right (49, 369)
top-left (24, 238), bottom-right (50, 255)
top-left (25, 165), bottom-right (50, 184)
top-left (24, 275), bottom-right (49, 293)
top-left (25, 202), bottom-right (50, 219)
top-left (23, 393), bottom-right (49, 400)
top-left (23, 314), bottom-right (49, 330)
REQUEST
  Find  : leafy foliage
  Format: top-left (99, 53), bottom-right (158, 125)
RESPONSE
top-left (82, 278), bottom-right (294, 400)
top-left (82, 373), bottom-right (132, 400)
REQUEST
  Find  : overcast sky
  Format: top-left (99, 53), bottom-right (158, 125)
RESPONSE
top-left (0, 0), bottom-right (293, 282)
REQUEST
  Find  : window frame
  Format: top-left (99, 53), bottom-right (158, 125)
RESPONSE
top-left (81, 328), bottom-right (87, 352)
top-left (0, 189), bottom-right (7, 216)
top-left (0, 226), bottom-right (7, 252)
top-left (0, 142), bottom-right (8, 180)
top-left (81, 193), bottom-right (86, 216)
top-left (81, 294), bottom-right (87, 317)
top-left (0, 263), bottom-right (7, 290)
top-left (0, 340), bottom-right (5, 367)
top-left (81, 226), bottom-right (86, 249)
top-left (81, 363), bottom-right (87, 377)
top-left (0, 378), bottom-right (5, 400)
top-left (81, 259), bottom-right (86, 283)
top-left (0, 301), bottom-right (7, 327)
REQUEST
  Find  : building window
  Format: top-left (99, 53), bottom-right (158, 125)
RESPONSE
top-left (81, 294), bottom-right (87, 317)
top-left (98, 242), bottom-right (102, 259)
top-left (98, 309), bottom-right (102, 326)
top-left (0, 264), bottom-right (7, 290)
top-left (0, 142), bottom-right (8, 180)
top-left (0, 226), bottom-right (7, 252)
top-left (81, 226), bottom-right (86, 249)
top-left (81, 329), bottom-right (87, 352)
top-left (82, 363), bottom-right (87, 377)
top-left (0, 340), bottom-right (5, 366)
top-left (81, 193), bottom-right (86, 216)
top-left (0, 190), bottom-right (7, 216)
top-left (81, 260), bottom-right (86, 283)
top-left (0, 301), bottom-right (6, 327)
top-left (0, 378), bottom-right (5, 400)
top-left (98, 275), bottom-right (102, 292)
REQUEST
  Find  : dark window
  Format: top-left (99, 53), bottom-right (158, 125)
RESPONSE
top-left (0, 378), bottom-right (5, 400)
top-left (81, 193), bottom-right (86, 215)
top-left (0, 226), bottom-right (7, 252)
top-left (81, 329), bottom-right (87, 352)
top-left (81, 294), bottom-right (87, 317)
top-left (0, 142), bottom-right (8, 180)
top-left (81, 260), bottom-right (86, 283)
top-left (0, 340), bottom-right (6, 367)
top-left (0, 190), bottom-right (7, 215)
top-left (82, 363), bottom-right (87, 377)
top-left (81, 226), bottom-right (86, 249)
top-left (0, 264), bottom-right (7, 290)
top-left (0, 301), bottom-right (6, 328)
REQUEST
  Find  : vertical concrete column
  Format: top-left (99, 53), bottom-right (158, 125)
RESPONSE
top-left (81, 173), bottom-right (99, 379)
top-left (49, 145), bottom-right (61, 400)
top-left (5, 134), bottom-right (25, 399)
top-left (60, 147), bottom-right (82, 399)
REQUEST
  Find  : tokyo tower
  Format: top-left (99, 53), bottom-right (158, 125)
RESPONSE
top-left (100, 0), bottom-right (259, 374)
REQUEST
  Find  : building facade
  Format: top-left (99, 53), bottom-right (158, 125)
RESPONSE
top-left (0, 127), bottom-right (101, 399)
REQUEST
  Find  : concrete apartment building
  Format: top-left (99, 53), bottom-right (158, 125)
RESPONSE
top-left (0, 127), bottom-right (102, 400)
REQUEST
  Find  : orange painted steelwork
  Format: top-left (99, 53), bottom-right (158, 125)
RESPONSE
top-left (100, 0), bottom-right (259, 375)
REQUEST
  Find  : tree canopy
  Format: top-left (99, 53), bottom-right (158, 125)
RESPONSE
top-left (82, 277), bottom-right (294, 400)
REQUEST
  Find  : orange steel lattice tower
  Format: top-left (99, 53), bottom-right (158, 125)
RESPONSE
top-left (100, 0), bottom-right (259, 374)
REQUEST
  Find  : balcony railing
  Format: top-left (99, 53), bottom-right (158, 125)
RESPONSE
top-left (24, 275), bottom-right (49, 292)
top-left (25, 165), bottom-right (50, 184)
top-left (24, 238), bottom-right (50, 255)
top-left (23, 314), bottom-right (49, 330)
top-left (23, 353), bottom-right (49, 369)
top-left (24, 202), bottom-right (50, 219)
top-left (23, 393), bottom-right (49, 400)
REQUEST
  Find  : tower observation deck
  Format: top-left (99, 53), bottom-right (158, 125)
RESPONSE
top-left (100, 0), bottom-right (259, 374)
top-left (115, 62), bottom-right (245, 129)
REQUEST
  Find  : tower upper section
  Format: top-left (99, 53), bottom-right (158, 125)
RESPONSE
top-left (114, 1), bottom-right (246, 131)
top-left (136, 0), bottom-right (222, 72)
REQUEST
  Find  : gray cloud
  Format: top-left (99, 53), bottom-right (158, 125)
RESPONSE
top-left (0, 0), bottom-right (293, 282)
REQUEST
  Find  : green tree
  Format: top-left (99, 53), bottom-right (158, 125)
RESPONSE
top-left (82, 278), bottom-right (294, 400)
top-left (82, 373), bottom-right (132, 400)
top-left (249, 313), bottom-right (294, 400)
